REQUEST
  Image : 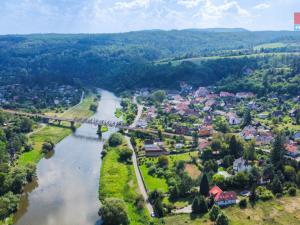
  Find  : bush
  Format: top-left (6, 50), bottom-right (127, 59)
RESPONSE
top-left (42, 141), bottom-right (54, 153)
top-left (239, 198), bottom-right (247, 208)
top-left (99, 198), bottom-right (129, 225)
top-left (209, 205), bottom-right (221, 221)
top-left (216, 212), bottom-right (229, 225)
top-left (192, 195), bottom-right (208, 214)
top-left (157, 155), bottom-right (169, 168)
top-left (256, 186), bottom-right (274, 201)
top-left (288, 187), bottom-right (297, 196)
top-left (119, 147), bottom-right (132, 163)
top-left (108, 133), bottom-right (123, 147)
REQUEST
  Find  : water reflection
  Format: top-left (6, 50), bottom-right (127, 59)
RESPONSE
top-left (14, 90), bottom-right (121, 225)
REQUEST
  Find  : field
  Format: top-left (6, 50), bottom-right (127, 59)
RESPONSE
top-left (139, 151), bottom-right (199, 193)
top-left (163, 195), bottom-right (300, 225)
top-left (99, 145), bottom-right (150, 225)
top-left (18, 95), bottom-right (96, 166)
top-left (46, 95), bottom-right (96, 119)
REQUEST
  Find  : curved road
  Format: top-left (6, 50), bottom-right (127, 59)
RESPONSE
top-left (126, 97), bottom-right (154, 214)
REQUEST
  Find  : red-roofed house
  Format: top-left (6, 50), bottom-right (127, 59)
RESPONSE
top-left (285, 143), bottom-right (300, 158)
top-left (209, 185), bottom-right (237, 207)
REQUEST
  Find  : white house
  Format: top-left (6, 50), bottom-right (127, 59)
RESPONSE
top-left (233, 157), bottom-right (251, 173)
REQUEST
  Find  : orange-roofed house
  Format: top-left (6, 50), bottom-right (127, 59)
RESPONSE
top-left (209, 185), bottom-right (237, 207)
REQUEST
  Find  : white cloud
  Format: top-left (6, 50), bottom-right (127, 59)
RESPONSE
top-left (177, 0), bottom-right (203, 9)
top-left (193, 0), bottom-right (251, 26)
top-left (114, 0), bottom-right (151, 10)
top-left (253, 3), bottom-right (271, 10)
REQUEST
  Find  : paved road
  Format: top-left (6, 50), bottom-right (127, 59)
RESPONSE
top-left (126, 98), bottom-right (154, 214)
top-left (126, 136), bottom-right (153, 214)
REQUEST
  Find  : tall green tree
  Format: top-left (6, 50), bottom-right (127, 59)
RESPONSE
top-left (242, 109), bottom-right (252, 127)
top-left (270, 135), bottom-right (285, 169)
top-left (271, 175), bottom-right (283, 194)
top-left (99, 198), bottom-right (129, 225)
top-left (199, 173), bottom-right (209, 196)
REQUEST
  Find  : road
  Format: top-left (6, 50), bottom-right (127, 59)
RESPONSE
top-left (126, 97), bottom-right (154, 214)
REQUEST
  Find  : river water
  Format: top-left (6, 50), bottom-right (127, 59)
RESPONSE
top-left (13, 90), bottom-right (121, 225)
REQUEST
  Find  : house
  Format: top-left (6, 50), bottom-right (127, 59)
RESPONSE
top-left (195, 87), bottom-right (209, 97)
top-left (144, 143), bottom-right (167, 157)
top-left (227, 112), bottom-right (241, 125)
top-left (292, 131), bottom-right (300, 142)
top-left (285, 143), bottom-right (300, 158)
top-left (173, 125), bottom-right (190, 135)
top-left (258, 113), bottom-right (269, 119)
top-left (272, 110), bottom-right (284, 117)
top-left (199, 125), bottom-right (213, 137)
top-left (233, 157), bottom-right (251, 173)
top-left (240, 126), bottom-right (256, 140)
top-left (209, 185), bottom-right (237, 207)
top-left (198, 138), bottom-right (210, 151)
top-left (236, 92), bottom-right (255, 99)
top-left (220, 92), bottom-right (235, 98)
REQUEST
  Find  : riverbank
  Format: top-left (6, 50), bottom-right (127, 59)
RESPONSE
top-left (0, 95), bottom-right (98, 225)
top-left (99, 142), bottom-right (151, 225)
top-left (18, 95), bottom-right (96, 166)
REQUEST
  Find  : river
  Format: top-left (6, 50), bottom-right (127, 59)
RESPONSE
top-left (13, 90), bottom-right (121, 225)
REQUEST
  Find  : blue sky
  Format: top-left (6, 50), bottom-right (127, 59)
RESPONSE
top-left (0, 0), bottom-right (298, 34)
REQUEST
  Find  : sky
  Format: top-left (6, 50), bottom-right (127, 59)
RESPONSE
top-left (0, 0), bottom-right (299, 34)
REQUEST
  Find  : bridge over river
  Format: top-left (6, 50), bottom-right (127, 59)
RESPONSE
top-left (1, 109), bottom-right (126, 129)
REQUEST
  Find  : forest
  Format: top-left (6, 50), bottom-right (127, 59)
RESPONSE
top-left (0, 29), bottom-right (300, 93)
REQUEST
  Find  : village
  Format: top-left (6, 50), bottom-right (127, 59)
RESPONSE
top-left (124, 83), bottom-right (300, 217)
top-left (0, 84), bottom-right (83, 113)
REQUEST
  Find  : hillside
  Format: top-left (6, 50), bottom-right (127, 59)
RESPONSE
top-left (0, 30), bottom-right (300, 92)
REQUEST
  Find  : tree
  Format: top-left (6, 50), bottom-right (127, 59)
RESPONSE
top-left (97, 125), bottom-right (102, 137)
top-left (119, 147), bottom-right (132, 163)
top-left (199, 173), bottom-right (209, 196)
top-left (296, 171), bottom-right (300, 187)
top-left (242, 109), bottom-right (252, 127)
top-left (152, 90), bottom-right (166, 103)
top-left (209, 205), bottom-right (221, 221)
top-left (20, 118), bottom-right (33, 133)
top-left (42, 141), bottom-right (54, 153)
top-left (192, 131), bottom-right (199, 147)
top-left (108, 133), bottom-right (123, 147)
top-left (283, 165), bottom-right (296, 182)
top-left (270, 135), bottom-right (285, 169)
top-left (271, 175), bottom-right (283, 194)
top-left (192, 195), bottom-right (208, 214)
top-left (99, 198), bottom-right (129, 225)
top-left (148, 190), bottom-right (164, 217)
top-left (157, 155), bottom-right (169, 168)
top-left (212, 174), bottom-right (226, 189)
top-left (229, 135), bottom-right (243, 159)
top-left (216, 212), bottom-right (229, 225)
top-left (178, 173), bottom-right (193, 196)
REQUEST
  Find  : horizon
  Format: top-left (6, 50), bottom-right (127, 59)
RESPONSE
top-left (0, 0), bottom-right (299, 35)
top-left (0, 27), bottom-right (297, 36)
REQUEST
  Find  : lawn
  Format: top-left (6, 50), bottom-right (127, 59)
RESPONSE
top-left (18, 95), bottom-right (97, 167)
top-left (99, 146), bottom-right (151, 225)
top-left (163, 195), bottom-right (300, 225)
top-left (139, 151), bottom-right (199, 193)
top-left (46, 95), bottom-right (96, 119)
top-left (18, 126), bottom-right (72, 166)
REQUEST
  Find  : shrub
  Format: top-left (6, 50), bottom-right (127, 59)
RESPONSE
top-left (108, 133), bottom-right (123, 147)
top-left (99, 198), bottom-right (128, 225)
top-left (216, 212), bottom-right (229, 225)
top-left (192, 195), bottom-right (208, 214)
top-left (256, 186), bottom-right (274, 201)
top-left (239, 198), bottom-right (247, 208)
top-left (157, 155), bottom-right (169, 168)
top-left (288, 187), bottom-right (297, 196)
top-left (209, 205), bottom-right (221, 221)
top-left (119, 147), bottom-right (132, 163)
top-left (42, 141), bottom-right (54, 153)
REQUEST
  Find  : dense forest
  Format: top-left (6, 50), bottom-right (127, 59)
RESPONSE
top-left (0, 29), bottom-right (300, 92)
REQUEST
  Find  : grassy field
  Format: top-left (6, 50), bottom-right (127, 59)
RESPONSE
top-left (18, 95), bottom-right (96, 166)
top-left (254, 42), bottom-right (286, 50)
top-left (139, 152), bottom-right (199, 193)
top-left (99, 145), bottom-right (151, 225)
top-left (157, 52), bottom-right (300, 66)
top-left (163, 195), bottom-right (300, 225)
top-left (46, 95), bottom-right (96, 119)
